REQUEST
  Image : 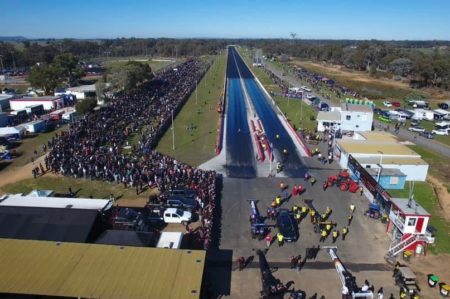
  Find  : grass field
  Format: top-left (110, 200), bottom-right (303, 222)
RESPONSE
top-left (388, 182), bottom-right (450, 254)
top-left (407, 145), bottom-right (450, 191)
top-left (2, 176), bottom-right (158, 201)
top-left (155, 52), bottom-right (227, 166)
top-left (239, 49), bottom-right (318, 131)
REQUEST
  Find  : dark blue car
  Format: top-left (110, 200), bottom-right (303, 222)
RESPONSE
top-left (277, 209), bottom-right (299, 242)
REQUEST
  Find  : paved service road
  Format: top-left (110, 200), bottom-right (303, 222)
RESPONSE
top-left (225, 47), bottom-right (256, 178)
top-left (231, 48), bottom-right (306, 177)
top-left (263, 60), bottom-right (450, 158)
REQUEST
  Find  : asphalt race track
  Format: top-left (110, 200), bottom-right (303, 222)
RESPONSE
top-left (225, 47), bottom-right (257, 178)
top-left (230, 47), bottom-right (306, 177)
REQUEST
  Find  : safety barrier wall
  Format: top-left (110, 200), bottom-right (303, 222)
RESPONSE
top-left (254, 133), bottom-right (265, 161)
top-left (215, 59), bottom-right (227, 155)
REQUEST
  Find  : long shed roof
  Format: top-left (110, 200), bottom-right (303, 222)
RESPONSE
top-left (0, 238), bottom-right (205, 299)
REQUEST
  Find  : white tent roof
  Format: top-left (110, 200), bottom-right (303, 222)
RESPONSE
top-left (0, 195), bottom-right (113, 211)
top-left (0, 127), bottom-right (25, 136)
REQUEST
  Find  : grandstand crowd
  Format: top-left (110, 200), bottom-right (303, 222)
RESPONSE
top-left (44, 59), bottom-right (217, 249)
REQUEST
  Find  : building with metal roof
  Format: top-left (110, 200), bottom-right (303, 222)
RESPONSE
top-left (317, 102), bottom-right (374, 132)
top-left (335, 132), bottom-right (429, 181)
top-left (0, 206), bottom-right (102, 243)
top-left (0, 194), bottom-right (113, 212)
top-left (95, 230), bottom-right (157, 247)
top-left (0, 238), bottom-right (205, 299)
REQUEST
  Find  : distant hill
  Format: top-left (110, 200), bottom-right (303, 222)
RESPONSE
top-left (0, 36), bottom-right (28, 41)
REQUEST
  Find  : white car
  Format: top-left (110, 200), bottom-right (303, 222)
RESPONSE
top-left (408, 126), bottom-right (426, 133)
top-left (163, 208), bottom-right (192, 225)
top-left (383, 101), bottom-right (392, 107)
top-left (432, 129), bottom-right (449, 136)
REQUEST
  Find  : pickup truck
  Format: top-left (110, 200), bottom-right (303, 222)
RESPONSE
top-left (147, 207), bottom-right (192, 225)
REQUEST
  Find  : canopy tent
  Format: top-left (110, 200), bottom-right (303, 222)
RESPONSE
top-left (0, 127), bottom-right (25, 137)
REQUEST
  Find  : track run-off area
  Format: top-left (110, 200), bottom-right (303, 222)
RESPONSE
top-left (224, 47), bottom-right (306, 178)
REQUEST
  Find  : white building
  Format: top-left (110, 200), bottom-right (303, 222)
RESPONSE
top-left (317, 102), bottom-right (373, 132)
top-left (65, 84), bottom-right (96, 100)
top-left (335, 131), bottom-right (429, 181)
top-left (10, 96), bottom-right (64, 111)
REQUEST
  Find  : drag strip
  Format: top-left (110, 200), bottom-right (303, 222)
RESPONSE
top-left (231, 48), bottom-right (306, 177)
top-left (225, 47), bottom-right (256, 178)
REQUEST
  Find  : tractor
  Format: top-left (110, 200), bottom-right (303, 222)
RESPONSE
top-left (326, 170), bottom-right (359, 193)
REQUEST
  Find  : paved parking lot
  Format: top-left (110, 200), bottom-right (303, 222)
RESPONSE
top-left (207, 146), bottom-right (403, 298)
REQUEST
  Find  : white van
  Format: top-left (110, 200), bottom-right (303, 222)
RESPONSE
top-left (156, 232), bottom-right (183, 249)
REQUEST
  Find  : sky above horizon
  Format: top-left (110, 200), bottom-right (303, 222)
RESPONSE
top-left (1, 0), bottom-right (449, 40)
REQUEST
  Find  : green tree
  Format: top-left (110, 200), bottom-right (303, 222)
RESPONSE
top-left (75, 98), bottom-right (97, 114)
top-left (27, 64), bottom-right (62, 95)
top-left (52, 53), bottom-right (84, 86)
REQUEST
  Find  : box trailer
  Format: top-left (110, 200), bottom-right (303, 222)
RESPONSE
top-left (21, 120), bottom-right (47, 133)
top-left (25, 104), bottom-right (44, 116)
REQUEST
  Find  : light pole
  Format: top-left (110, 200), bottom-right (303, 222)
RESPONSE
top-left (195, 79), bottom-right (198, 105)
top-left (376, 151), bottom-right (383, 182)
top-left (171, 109), bottom-right (175, 150)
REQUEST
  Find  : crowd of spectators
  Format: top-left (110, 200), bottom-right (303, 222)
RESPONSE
top-left (45, 59), bottom-right (217, 249)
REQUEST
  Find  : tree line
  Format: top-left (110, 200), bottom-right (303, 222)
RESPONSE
top-left (242, 39), bottom-right (450, 90)
top-left (1, 38), bottom-right (449, 90)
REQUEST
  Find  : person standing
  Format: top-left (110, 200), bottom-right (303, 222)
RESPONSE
top-left (348, 214), bottom-right (353, 226)
top-left (332, 230), bottom-right (339, 243)
top-left (277, 232), bottom-right (284, 247)
top-left (265, 233), bottom-right (272, 248)
top-left (341, 227), bottom-right (348, 240)
top-left (350, 203), bottom-right (355, 214)
top-left (359, 187), bottom-right (364, 196)
top-left (320, 230), bottom-right (327, 242)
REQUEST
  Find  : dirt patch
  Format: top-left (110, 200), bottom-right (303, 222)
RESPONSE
top-left (408, 254), bottom-right (450, 298)
top-left (290, 60), bottom-right (450, 101)
top-left (427, 175), bottom-right (450, 222)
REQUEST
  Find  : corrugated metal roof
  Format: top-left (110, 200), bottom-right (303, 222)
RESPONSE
top-left (356, 156), bottom-right (428, 166)
top-left (0, 206), bottom-right (100, 243)
top-left (359, 131), bottom-right (399, 142)
top-left (0, 239), bottom-right (205, 299)
top-left (365, 167), bottom-right (406, 176)
top-left (338, 140), bottom-right (419, 156)
top-left (317, 111), bottom-right (341, 121)
top-left (391, 198), bottom-right (430, 216)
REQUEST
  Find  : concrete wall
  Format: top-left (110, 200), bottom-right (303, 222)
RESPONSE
top-left (339, 111), bottom-right (373, 131)
top-left (338, 151), bottom-right (428, 182)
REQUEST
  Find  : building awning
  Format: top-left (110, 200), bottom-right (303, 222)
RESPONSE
top-left (317, 111), bottom-right (341, 121)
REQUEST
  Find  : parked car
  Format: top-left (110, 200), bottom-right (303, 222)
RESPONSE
top-left (438, 102), bottom-right (449, 110)
top-left (383, 101), bottom-right (392, 107)
top-left (276, 209), bottom-right (298, 242)
top-left (165, 196), bottom-right (198, 210)
top-left (432, 129), bottom-right (449, 136)
top-left (392, 101), bottom-right (401, 107)
top-left (163, 208), bottom-right (192, 225)
top-left (419, 131), bottom-right (434, 139)
top-left (395, 109), bottom-right (413, 119)
top-left (411, 119), bottom-right (420, 126)
top-left (373, 108), bottom-right (382, 115)
top-left (408, 126), bottom-right (426, 133)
